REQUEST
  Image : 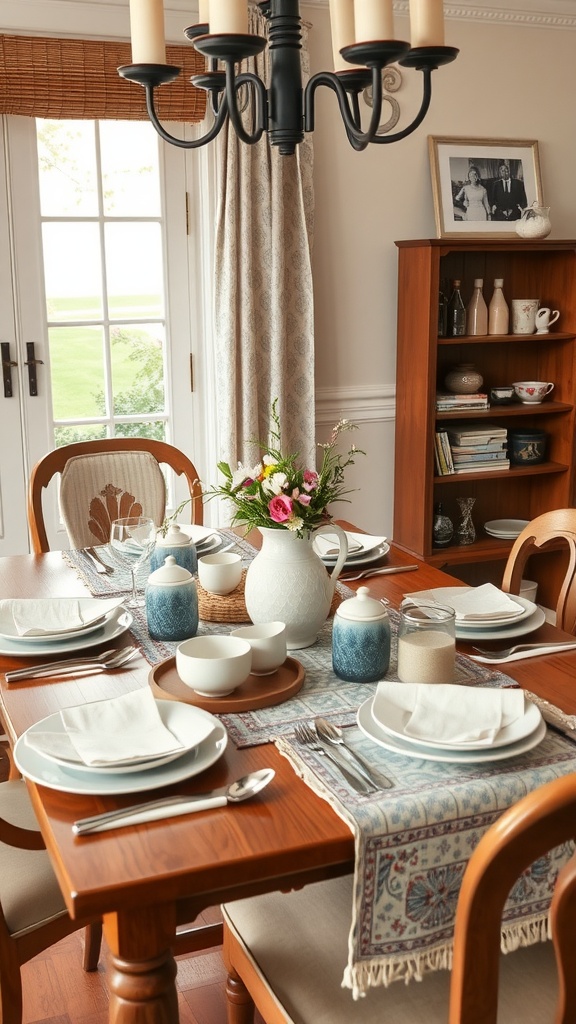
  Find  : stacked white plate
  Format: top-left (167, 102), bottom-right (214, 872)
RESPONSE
top-left (313, 531), bottom-right (390, 569)
top-left (484, 519), bottom-right (529, 539)
top-left (14, 702), bottom-right (227, 795)
top-left (357, 691), bottom-right (546, 765)
top-left (178, 524), bottom-right (227, 557)
top-left (0, 602), bottom-right (133, 657)
top-left (404, 586), bottom-right (545, 641)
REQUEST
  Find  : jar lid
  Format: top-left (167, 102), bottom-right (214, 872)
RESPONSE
top-left (148, 555), bottom-right (193, 585)
top-left (336, 586), bottom-right (389, 622)
top-left (156, 524), bottom-right (192, 548)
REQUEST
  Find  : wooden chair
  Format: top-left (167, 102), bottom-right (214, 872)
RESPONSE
top-left (221, 772), bottom-right (576, 1024)
top-left (501, 509), bottom-right (576, 633)
top-left (0, 780), bottom-right (102, 1024)
top-left (28, 438), bottom-right (203, 553)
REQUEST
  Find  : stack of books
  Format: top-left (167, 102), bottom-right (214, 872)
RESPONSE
top-left (435, 391), bottom-right (489, 413)
top-left (443, 423), bottom-right (509, 474)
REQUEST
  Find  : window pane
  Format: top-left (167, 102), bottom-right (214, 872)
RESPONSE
top-left (54, 424), bottom-right (107, 447)
top-left (49, 325), bottom-right (106, 419)
top-left (100, 122), bottom-right (161, 217)
top-left (111, 324), bottom-right (166, 417)
top-left (36, 120), bottom-right (98, 216)
top-left (43, 223), bottom-right (103, 321)
top-left (115, 422), bottom-right (166, 441)
top-left (105, 223), bottom-right (164, 319)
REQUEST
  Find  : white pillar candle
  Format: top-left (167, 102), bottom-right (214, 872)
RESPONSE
top-left (129, 0), bottom-right (167, 65)
top-left (199, 0), bottom-right (210, 23)
top-left (397, 631), bottom-right (455, 684)
top-left (409, 0), bottom-right (445, 47)
top-left (328, 0), bottom-right (356, 70)
top-left (354, 0), bottom-right (394, 42)
top-left (209, 0), bottom-right (249, 35)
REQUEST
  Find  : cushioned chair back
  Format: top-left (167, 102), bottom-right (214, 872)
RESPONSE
top-left (59, 451), bottom-right (166, 548)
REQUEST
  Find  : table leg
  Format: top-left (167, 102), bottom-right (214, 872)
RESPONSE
top-left (103, 905), bottom-right (179, 1024)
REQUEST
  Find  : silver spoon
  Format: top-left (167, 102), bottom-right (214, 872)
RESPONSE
top-left (5, 646), bottom-right (139, 683)
top-left (72, 768), bottom-right (276, 835)
top-left (314, 718), bottom-right (394, 789)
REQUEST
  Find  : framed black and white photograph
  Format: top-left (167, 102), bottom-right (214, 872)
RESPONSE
top-left (428, 136), bottom-right (544, 238)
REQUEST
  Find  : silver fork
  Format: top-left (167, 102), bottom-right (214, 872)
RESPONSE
top-left (294, 723), bottom-right (375, 793)
top-left (5, 646), bottom-right (139, 682)
top-left (82, 547), bottom-right (115, 575)
top-left (340, 565), bottom-right (419, 583)
top-left (314, 718), bottom-right (393, 789)
top-left (471, 641), bottom-right (576, 660)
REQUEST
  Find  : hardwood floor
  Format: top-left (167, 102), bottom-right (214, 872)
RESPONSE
top-left (0, 742), bottom-right (264, 1024)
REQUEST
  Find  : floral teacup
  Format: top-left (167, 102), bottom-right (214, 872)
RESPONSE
top-left (512, 381), bottom-right (554, 404)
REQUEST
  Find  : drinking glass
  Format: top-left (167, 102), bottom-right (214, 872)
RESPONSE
top-left (110, 517), bottom-right (157, 608)
top-left (397, 600), bottom-right (456, 684)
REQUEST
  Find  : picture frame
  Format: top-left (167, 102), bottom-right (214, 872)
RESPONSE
top-left (428, 136), bottom-right (544, 238)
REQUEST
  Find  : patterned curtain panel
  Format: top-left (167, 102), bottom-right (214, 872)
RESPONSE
top-left (213, 6), bottom-right (316, 485)
top-left (0, 34), bottom-right (206, 122)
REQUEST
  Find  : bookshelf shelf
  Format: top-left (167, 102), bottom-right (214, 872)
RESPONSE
top-left (393, 238), bottom-right (576, 604)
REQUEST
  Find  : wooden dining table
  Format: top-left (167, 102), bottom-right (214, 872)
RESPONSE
top-left (2, 524), bottom-right (576, 1024)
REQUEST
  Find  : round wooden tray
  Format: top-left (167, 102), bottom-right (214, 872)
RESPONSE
top-left (149, 655), bottom-right (305, 713)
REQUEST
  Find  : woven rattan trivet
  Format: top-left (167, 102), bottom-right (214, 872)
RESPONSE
top-left (197, 569), bottom-right (250, 622)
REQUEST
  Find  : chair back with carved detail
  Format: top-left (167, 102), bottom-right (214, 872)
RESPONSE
top-left (28, 438), bottom-right (203, 553)
top-left (501, 509), bottom-right (576, 633)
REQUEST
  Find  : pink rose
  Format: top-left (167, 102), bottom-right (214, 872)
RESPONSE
top-left (269, 495), bottom-right (293, 522)
top-left (303, 470), bottom-right (318, 492)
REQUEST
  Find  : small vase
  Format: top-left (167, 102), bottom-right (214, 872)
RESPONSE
top-left (444, 364), bottom-right (484, 395)
top-left (456, 497), bottom-right (476, 545)
top-left (433, 503), bottom-right (454, 547)
top-left (244, 526), bottom-right (348, 650)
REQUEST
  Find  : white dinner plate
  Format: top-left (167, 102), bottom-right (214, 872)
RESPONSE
top-left (313, 532), bottom-right (387, 563)
top-left (357, 697), bottom-right (547, 764)
top-left (23, 701), bottom-right (214, 775)
top-left (178, 525), bottom-right (226, 556)
top-left (0, 608), bottom-right (132, 657)
top-left (14, 705), bottom-right (227, 794)
top-left (0, 599), bottom-right (122, 644)
top-left (407, 588), bottom-right (535, 629)
top-left (455, 605), bottom-right (545, 641)
top-left (484, 519), bottom-right (529, 539)
top-left (370, 690), bottom-right (542, 751)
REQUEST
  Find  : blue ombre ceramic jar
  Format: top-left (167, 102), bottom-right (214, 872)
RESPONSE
top-left (150, 523), bottom-right (197, 575)
top-left (146, 556), bottom-right (198, 642)
top-left (332, 586), bottom-right (390, 683)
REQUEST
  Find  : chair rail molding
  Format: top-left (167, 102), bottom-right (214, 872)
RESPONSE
top-left (315, 386), bottom-right (395, 428)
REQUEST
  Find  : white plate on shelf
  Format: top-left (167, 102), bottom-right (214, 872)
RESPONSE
top-left (484, 519), bottom-right (529, 539)
top-left (357, 698), bottom-right (547, 764)
top-left (0, 608), bottom-right (132, 657)
top-left (23, 701), bottom-right (213, 775)
top-left (370, 690), bottom-right (542, 752)
top-left (455, 605), bottom-right (545, 641)
top-left (14, 706), bottom-right (227, 795)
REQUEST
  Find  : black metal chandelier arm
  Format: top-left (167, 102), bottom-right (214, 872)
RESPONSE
top-left (304, 67), bottom-right (384, 152)
top-left (367, 67), bottom-right (433, 144)
top-left (225, 67), bottom-right (268, 144)
top-left (144, 82), bottom-right (229, 149)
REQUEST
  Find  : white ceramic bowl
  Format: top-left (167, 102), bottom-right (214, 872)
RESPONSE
top-left (197, 552), bottom-right (243, 595)
top-left (230, 622), bottom-right (287, 675)
top-left (176, 635), bottom-right (252, 697)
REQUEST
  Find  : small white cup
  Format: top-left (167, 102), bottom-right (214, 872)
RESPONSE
top-left (198, 552), bottom-right (242, 595)
top-left (520, 579), bottom-right (538, 603)
top-left (535, 307), bottom-right (560, 333)
top-left (512, 380), bottom-right (554, 404)
top-left (511, 298), bottom-right (539, 334)
top-left (230, 622), bottom-right (287, 675)
top-left (176, 634), bottom-right (252, 696)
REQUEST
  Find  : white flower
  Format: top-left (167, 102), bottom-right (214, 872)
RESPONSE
top-left (262, 471), bottom-right (288, 495)
top-left (232, 463), bottom-right (261, 488)
top-left (286, 517), bottom-right (304, 532)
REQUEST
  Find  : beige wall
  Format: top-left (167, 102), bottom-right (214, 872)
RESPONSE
top-left (2, 0), bottom-right (574, 540)
top-left (306, 3), bottom-right (576, 536)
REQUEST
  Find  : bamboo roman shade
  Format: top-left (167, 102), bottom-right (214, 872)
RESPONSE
top-left (0, 34), bottom-right (206, 122)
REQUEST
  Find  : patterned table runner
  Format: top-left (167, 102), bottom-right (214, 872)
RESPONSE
top-left (276, 724), bottom-right (576, 997)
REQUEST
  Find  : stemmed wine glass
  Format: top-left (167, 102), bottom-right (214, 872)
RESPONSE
top-left (109, 517), bottom-right (157, 608)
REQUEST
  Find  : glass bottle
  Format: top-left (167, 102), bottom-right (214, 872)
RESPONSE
top-left (488, 278), bottom-right (509, 335)
top-left (438, 288), bottom-right (447, 337)
top-left (432, 502), bottom-right (454, 547)
top-left (447, 280), bottom-right (466, 337)
top-left (466, 278), bottom-right (488, 336)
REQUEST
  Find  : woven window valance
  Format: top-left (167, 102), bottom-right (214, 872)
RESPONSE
top-left (0, 34), bottom-right (206, 123)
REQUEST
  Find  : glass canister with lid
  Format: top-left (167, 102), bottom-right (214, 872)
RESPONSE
top-left (332, 586), bottom-right (391, 683)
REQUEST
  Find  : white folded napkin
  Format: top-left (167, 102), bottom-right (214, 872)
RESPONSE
top-left (404, 584), bottom-right (523, 622)
top-left (2, 597), bottom-right (123, 637)
top-left (26, 689), bottom-right (213, 767)
top-left (373, 681), bottom-right (526, 746)
top-left (314, 533), bottom-right (362, 557)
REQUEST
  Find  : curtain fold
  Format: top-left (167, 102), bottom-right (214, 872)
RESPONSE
top-left (213, 6), bottom-right (316, 483)
top-left (0, 34), bottom-right (206, 122)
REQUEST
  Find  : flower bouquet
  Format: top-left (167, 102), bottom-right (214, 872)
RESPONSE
top-left (211, 400), bottom-right (363, 537)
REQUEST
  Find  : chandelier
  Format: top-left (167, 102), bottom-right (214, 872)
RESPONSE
top-left (119, 0), bottom-right (458, 156)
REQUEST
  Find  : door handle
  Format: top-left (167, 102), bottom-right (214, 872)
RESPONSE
top-left (24, 341), bottom-right (44, 397)
top-left (1, 341), bottom-right (17, 398)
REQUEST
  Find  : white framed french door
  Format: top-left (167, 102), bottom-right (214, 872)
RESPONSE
top-left (0, 114), bottom-right (216, 555)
